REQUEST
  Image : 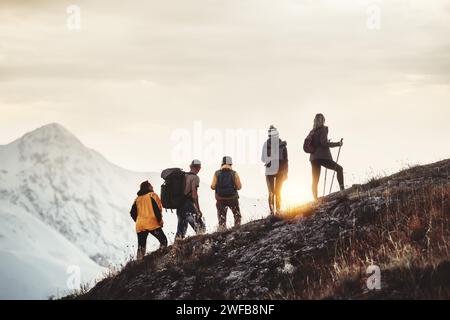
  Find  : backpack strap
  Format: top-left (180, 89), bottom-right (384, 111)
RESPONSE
top-left (150, 196), bottom-right (162, 223)
top-left (231, 170), bottom-right (236, 189)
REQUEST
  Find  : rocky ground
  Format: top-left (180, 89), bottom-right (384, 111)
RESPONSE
top-left (70, 159), bottom-right (450, 300)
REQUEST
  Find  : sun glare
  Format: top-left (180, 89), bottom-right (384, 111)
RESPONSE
top-left (280, 180), bottom-right (313, 211)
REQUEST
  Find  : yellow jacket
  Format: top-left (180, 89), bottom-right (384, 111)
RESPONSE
top-left (211, 164), bottom-right (242, 200)
top-left (135, 192), bottom-right (163, 233)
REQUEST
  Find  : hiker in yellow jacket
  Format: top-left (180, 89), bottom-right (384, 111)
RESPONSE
top-left (130, 181), bottom-right (168, 260)
top-left (211, 156), bottom-right (242, 231)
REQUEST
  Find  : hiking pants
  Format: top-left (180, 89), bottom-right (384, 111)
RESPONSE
top-left (266, 173), bottom-right (285, 213)
top-left (176, 200), bottom-right (206, 239)
top-left (137, 227), bottom-right (168, 259)
top-left (311, 159), bottom-right (344, 200)
top-left (216, 198), bottom-right (241, 230)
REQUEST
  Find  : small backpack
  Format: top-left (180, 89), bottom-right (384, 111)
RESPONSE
top-left (216, 170), bottom-right (237, 198)
top-left (303, 129), bottom-right (317, 154)
top-left (279, 141), bottom-right (288, 161)
top-left (160, 168), bottom-right (187, 209)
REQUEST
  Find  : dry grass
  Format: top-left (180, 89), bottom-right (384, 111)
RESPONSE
top-left (67, 160), bottom-right (450, 300)
top-left (271, 182), bottom-right (449, 299)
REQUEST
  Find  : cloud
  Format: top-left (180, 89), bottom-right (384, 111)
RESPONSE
top-left (1, 1), bottom-right (449, 185)
top-left (0, 1), bottom-right (448, 88)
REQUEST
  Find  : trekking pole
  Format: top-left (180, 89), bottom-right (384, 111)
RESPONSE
top-left (329, 138), bottom-right (343, 194)
top-left (322, 168), bottom-right (327, 197)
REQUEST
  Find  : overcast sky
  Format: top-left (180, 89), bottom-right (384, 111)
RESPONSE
top-left (1, 0), bottom-right (449, 202)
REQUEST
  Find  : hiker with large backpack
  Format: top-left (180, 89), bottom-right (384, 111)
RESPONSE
top-left (303, 113), bottom-right (344, 201)
top-left (160, 160), bottom-right (206, 240)
top-left (261, 125), bottom-right (289, 215)
top-left (130, 181), bottom-right (168, 260)
top-left (211, 156), bottom-right (242, 231)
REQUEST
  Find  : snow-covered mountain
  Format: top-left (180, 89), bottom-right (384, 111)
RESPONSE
top-left (0, 123), bottom-right (266, 299)
top-left (0, 201), bottom-right (105, 299)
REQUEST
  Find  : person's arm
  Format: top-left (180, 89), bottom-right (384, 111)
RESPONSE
top-left (130, 201), bottom-right (137, 222)
top-left (211, 172), bottom-right (217, 190)
top-left (319, 128), bottom-right (340, 148)
top-left (330, 141), bottom-right (342, 148)
top-left (282, 144), bottom-right (288, 177)
top-left (192, 189), bottom-right (202, 216)
top-left (191, 177), bottom-right (202, 215)
top-left (234, 172), bottom-right (242, 190)
top-left (152, 201), bottom-right (163, 224)
top-left (151, 194), bottom-right (163, 224)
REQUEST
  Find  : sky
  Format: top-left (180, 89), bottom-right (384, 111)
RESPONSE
top-left (1, 0), bottom-right (449, 203)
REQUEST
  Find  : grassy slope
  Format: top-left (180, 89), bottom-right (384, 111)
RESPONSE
top-left (68, 159), bottom-right (450, 300)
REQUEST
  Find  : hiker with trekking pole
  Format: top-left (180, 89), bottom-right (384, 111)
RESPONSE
top-left (303, 113), bottom-right (345, 201)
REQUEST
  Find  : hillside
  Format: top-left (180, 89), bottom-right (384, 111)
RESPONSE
top-left (72, 159), bottom-right (450, 300)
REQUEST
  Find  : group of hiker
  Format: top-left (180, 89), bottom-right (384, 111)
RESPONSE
top-left (130, 113), bottom-right (345, 259)
top-left (130, 156), bottom-right (243, 259)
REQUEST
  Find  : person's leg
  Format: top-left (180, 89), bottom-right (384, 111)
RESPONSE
top-left (320, 160), bottom-right (345, 190)
top-left (311, 161), bottom-right (321, 200)
top-left (337, 166), bottom-right (344, 190)
top-left (229, 199), bottom-right (242, 227)
top-left (274, 175), bottom-right (285, 212)
top-left (194, 214), bottom-right (206, 234)
top-left (266, 175), bottom-right (275, 214)
top-left (183, 201), bottom-right (205, 234)
top-left (149, 228), bottom-right (168, 248)
top-left (175, 207), bottom-right (189, 240)
top-left (186, 212), bottom-right (199, 233)
top-left (216, 200), bottom-right (227, 231)
top-left (136, 231), bottom-right (149, 260)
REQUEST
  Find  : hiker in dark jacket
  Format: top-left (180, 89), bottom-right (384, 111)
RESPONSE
top-left (261, 125), bottom-right (288, 215)
top-left (175, 159), bottom-right (206, 240)
top-left (310, 113), bottom-right (344, 200)
top-left (211, 156), bottom-right (242, 231)
top-left (130, 181), bottom-right (168, 260)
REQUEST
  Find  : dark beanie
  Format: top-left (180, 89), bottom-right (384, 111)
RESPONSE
top-left (139, 180), bottom-right (152, 192)
top-left (222, 156), bottom-right (233, 165)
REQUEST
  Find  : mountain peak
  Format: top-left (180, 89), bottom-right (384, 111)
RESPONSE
top-left (20, 123), bottom-right (82, 146)
top-left (40, 122), bottom-right (68, 131)
top-left (35, 122), bottom-right (74, 136)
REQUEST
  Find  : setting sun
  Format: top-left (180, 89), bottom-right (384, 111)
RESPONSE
top-left (280, 180), bottom-right (313, 210)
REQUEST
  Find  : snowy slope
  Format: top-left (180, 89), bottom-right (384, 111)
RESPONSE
top-left (0, 123), bottom-right (267, 299)
top-left (0, 124), bottom-right (153, 266)
top-left (0, 200), bottom-right (104, 299)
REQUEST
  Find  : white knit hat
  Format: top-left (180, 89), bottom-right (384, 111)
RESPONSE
top-left (268, 125), bottom-right (279, 137)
